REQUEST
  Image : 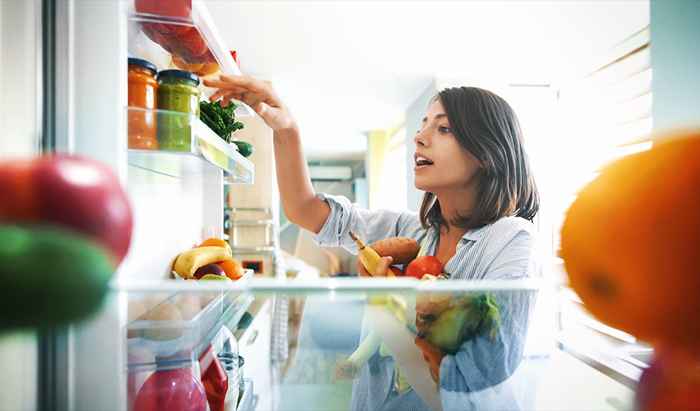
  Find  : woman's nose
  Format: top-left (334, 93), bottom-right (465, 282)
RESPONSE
top-left (414, 129), bottom-right (427, 146)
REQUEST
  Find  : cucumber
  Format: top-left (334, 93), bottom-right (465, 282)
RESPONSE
top-left (232, 140), bottom-right (254, 158)
top-left (0, 225), bottom-right (114, 329)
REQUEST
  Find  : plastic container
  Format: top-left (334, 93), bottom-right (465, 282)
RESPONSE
top-left (128, 57), bottom-right (159, 149)
top-left (156, 69), bottom-right (200, 150)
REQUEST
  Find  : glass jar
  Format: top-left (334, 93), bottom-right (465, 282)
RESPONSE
top-left (156, 69), bottom-right (201, 151)
top-left (127, 57), bottom-right (158, 150)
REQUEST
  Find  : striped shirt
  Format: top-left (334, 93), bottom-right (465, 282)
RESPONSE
top-left (314, 193), bottom-right (539, 411)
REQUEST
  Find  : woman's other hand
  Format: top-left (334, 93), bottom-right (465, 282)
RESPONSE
top-left (203, 74), bottom-right (296, 132)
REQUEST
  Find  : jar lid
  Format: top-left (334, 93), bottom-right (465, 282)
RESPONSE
top-left (157, 69), bottom-right (200, 86)
top-left (128, 57), bottom-right (157, 75)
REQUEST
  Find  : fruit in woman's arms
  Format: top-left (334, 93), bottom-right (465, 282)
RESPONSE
top-left (369, 237), bottom-right (420, 265)
top-left (636, 347), bottom-right (700, 411)
top-left (417, 294), bottom-right (500, 354)
top-left (349, 231), bottom-right (387, 276)
top-left (218, 259), bottom-right (244, 280)
top-left (560, 131), bottom-right (700, 350)
top-left (193, 263), bottom-right (226, 279)
top-left (0, 155), bottom-right (133, 265)
top-left (0, 225), bottom-right (114, 329)
top-left (405, 256), bottom-right (443, 279)
top-left (173, 246), bottom-right (232, 279)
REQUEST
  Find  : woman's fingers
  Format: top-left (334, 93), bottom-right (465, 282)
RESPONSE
top-left (376, 256), bottom-right (393, 276)
top-left (209, 88), bottom-right (229, 102)
top-left (357, 260), bottom-right (371, 277)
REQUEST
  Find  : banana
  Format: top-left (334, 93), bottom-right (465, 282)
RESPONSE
top-left (349, 231), bottom-right (386, 276)
top-left (173, 246), bottom-right (232, 279)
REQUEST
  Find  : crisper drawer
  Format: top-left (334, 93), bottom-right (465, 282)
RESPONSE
top-left (238, 299), bottom-right (272, 411)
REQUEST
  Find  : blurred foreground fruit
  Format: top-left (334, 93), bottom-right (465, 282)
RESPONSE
top-left (0, 225), bottom-right (113, 328)
top-left (561, 132), bottom-right (700, 350)
top-left (0, 155), bottom-right (133, 264)
top-left (636, 347), bottom-right (700, 411)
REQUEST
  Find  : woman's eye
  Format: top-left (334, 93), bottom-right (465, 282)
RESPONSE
top-left (438, 126), bottom-right (452, 134)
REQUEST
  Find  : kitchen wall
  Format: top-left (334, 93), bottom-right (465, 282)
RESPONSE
top-left (651, 0), bottom-right (700, 131)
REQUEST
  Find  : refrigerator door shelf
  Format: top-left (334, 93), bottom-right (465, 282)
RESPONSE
top-left (126, 273), bottom-right (255, 365)
top-left (127, 107), bottom-right (254, 184)
top-left (128, 0), bottom-right (253, 117)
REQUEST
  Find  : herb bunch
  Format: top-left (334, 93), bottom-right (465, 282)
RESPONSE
top-left (199, 100), bottom-right (245, 143)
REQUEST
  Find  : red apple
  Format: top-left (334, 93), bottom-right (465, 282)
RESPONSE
top-left (133, 367), bottom-right (207, 411)
top-left (0, 155), bottom-right (133, 265)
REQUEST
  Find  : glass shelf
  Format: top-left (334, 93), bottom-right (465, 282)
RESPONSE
top-left (127, 107), bottom-right (254, 184)
top-left (128, 0), bottom-right (253, 117)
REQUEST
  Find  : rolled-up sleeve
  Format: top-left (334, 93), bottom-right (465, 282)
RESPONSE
top-left (314, 193), bottom-right (421, 254)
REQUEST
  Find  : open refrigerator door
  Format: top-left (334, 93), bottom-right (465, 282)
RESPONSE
top-left (43, 1), bottom-right (257, 409)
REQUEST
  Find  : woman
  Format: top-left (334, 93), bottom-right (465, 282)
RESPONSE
top-left (206, 75), bottom-right (540, 411)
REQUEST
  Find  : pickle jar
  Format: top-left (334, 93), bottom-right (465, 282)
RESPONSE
top-left (127, 57), bottom-right (158, 149)
top-left (156, 69), bottom-right (201, 151)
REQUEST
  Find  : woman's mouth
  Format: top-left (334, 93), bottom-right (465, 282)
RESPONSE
top-left (414, 155), bottom-right (434, 171)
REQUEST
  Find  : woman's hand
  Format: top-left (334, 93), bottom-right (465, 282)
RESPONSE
top-left (203, 74), bottom-right (297, 132)
top-left (356, 256), bottom-right (394, 277)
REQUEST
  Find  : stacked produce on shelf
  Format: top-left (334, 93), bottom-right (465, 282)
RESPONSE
top-left (560, 130), bottom-right (700, 411)
top-left (172, 237), bottom-right (244, 281)
top-left (0, 155), bottom-right (133, 328)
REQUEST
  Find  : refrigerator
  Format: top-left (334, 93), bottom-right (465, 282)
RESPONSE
top-left (0, 1), bottom-right (649, 411)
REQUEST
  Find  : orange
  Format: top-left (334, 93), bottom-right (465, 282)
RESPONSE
top-left (218, 259), bottom-right (244, 280)
top-left (198, 238), bottom-right (227, 248)
top-left (560, 131), bottom-right (700, 351)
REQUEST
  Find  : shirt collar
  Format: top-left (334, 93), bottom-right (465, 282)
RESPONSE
top-left (461, 224), bottom-right (490, 243)
top-left (429, 223), bottom-right (490, 244)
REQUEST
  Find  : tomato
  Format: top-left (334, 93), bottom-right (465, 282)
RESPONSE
top-left (135, 0), bottom-right (192, 19)
top-left (405, 256), bottom-right (444, 279)
top-left (178, 28), bottom-right (209, 60)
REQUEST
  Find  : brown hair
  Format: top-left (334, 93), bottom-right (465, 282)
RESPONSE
top-left (419, 87), bottom-right (539, 230)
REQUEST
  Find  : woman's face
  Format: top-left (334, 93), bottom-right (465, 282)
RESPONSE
top-left (413, 99), bottom-right (482, 193)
